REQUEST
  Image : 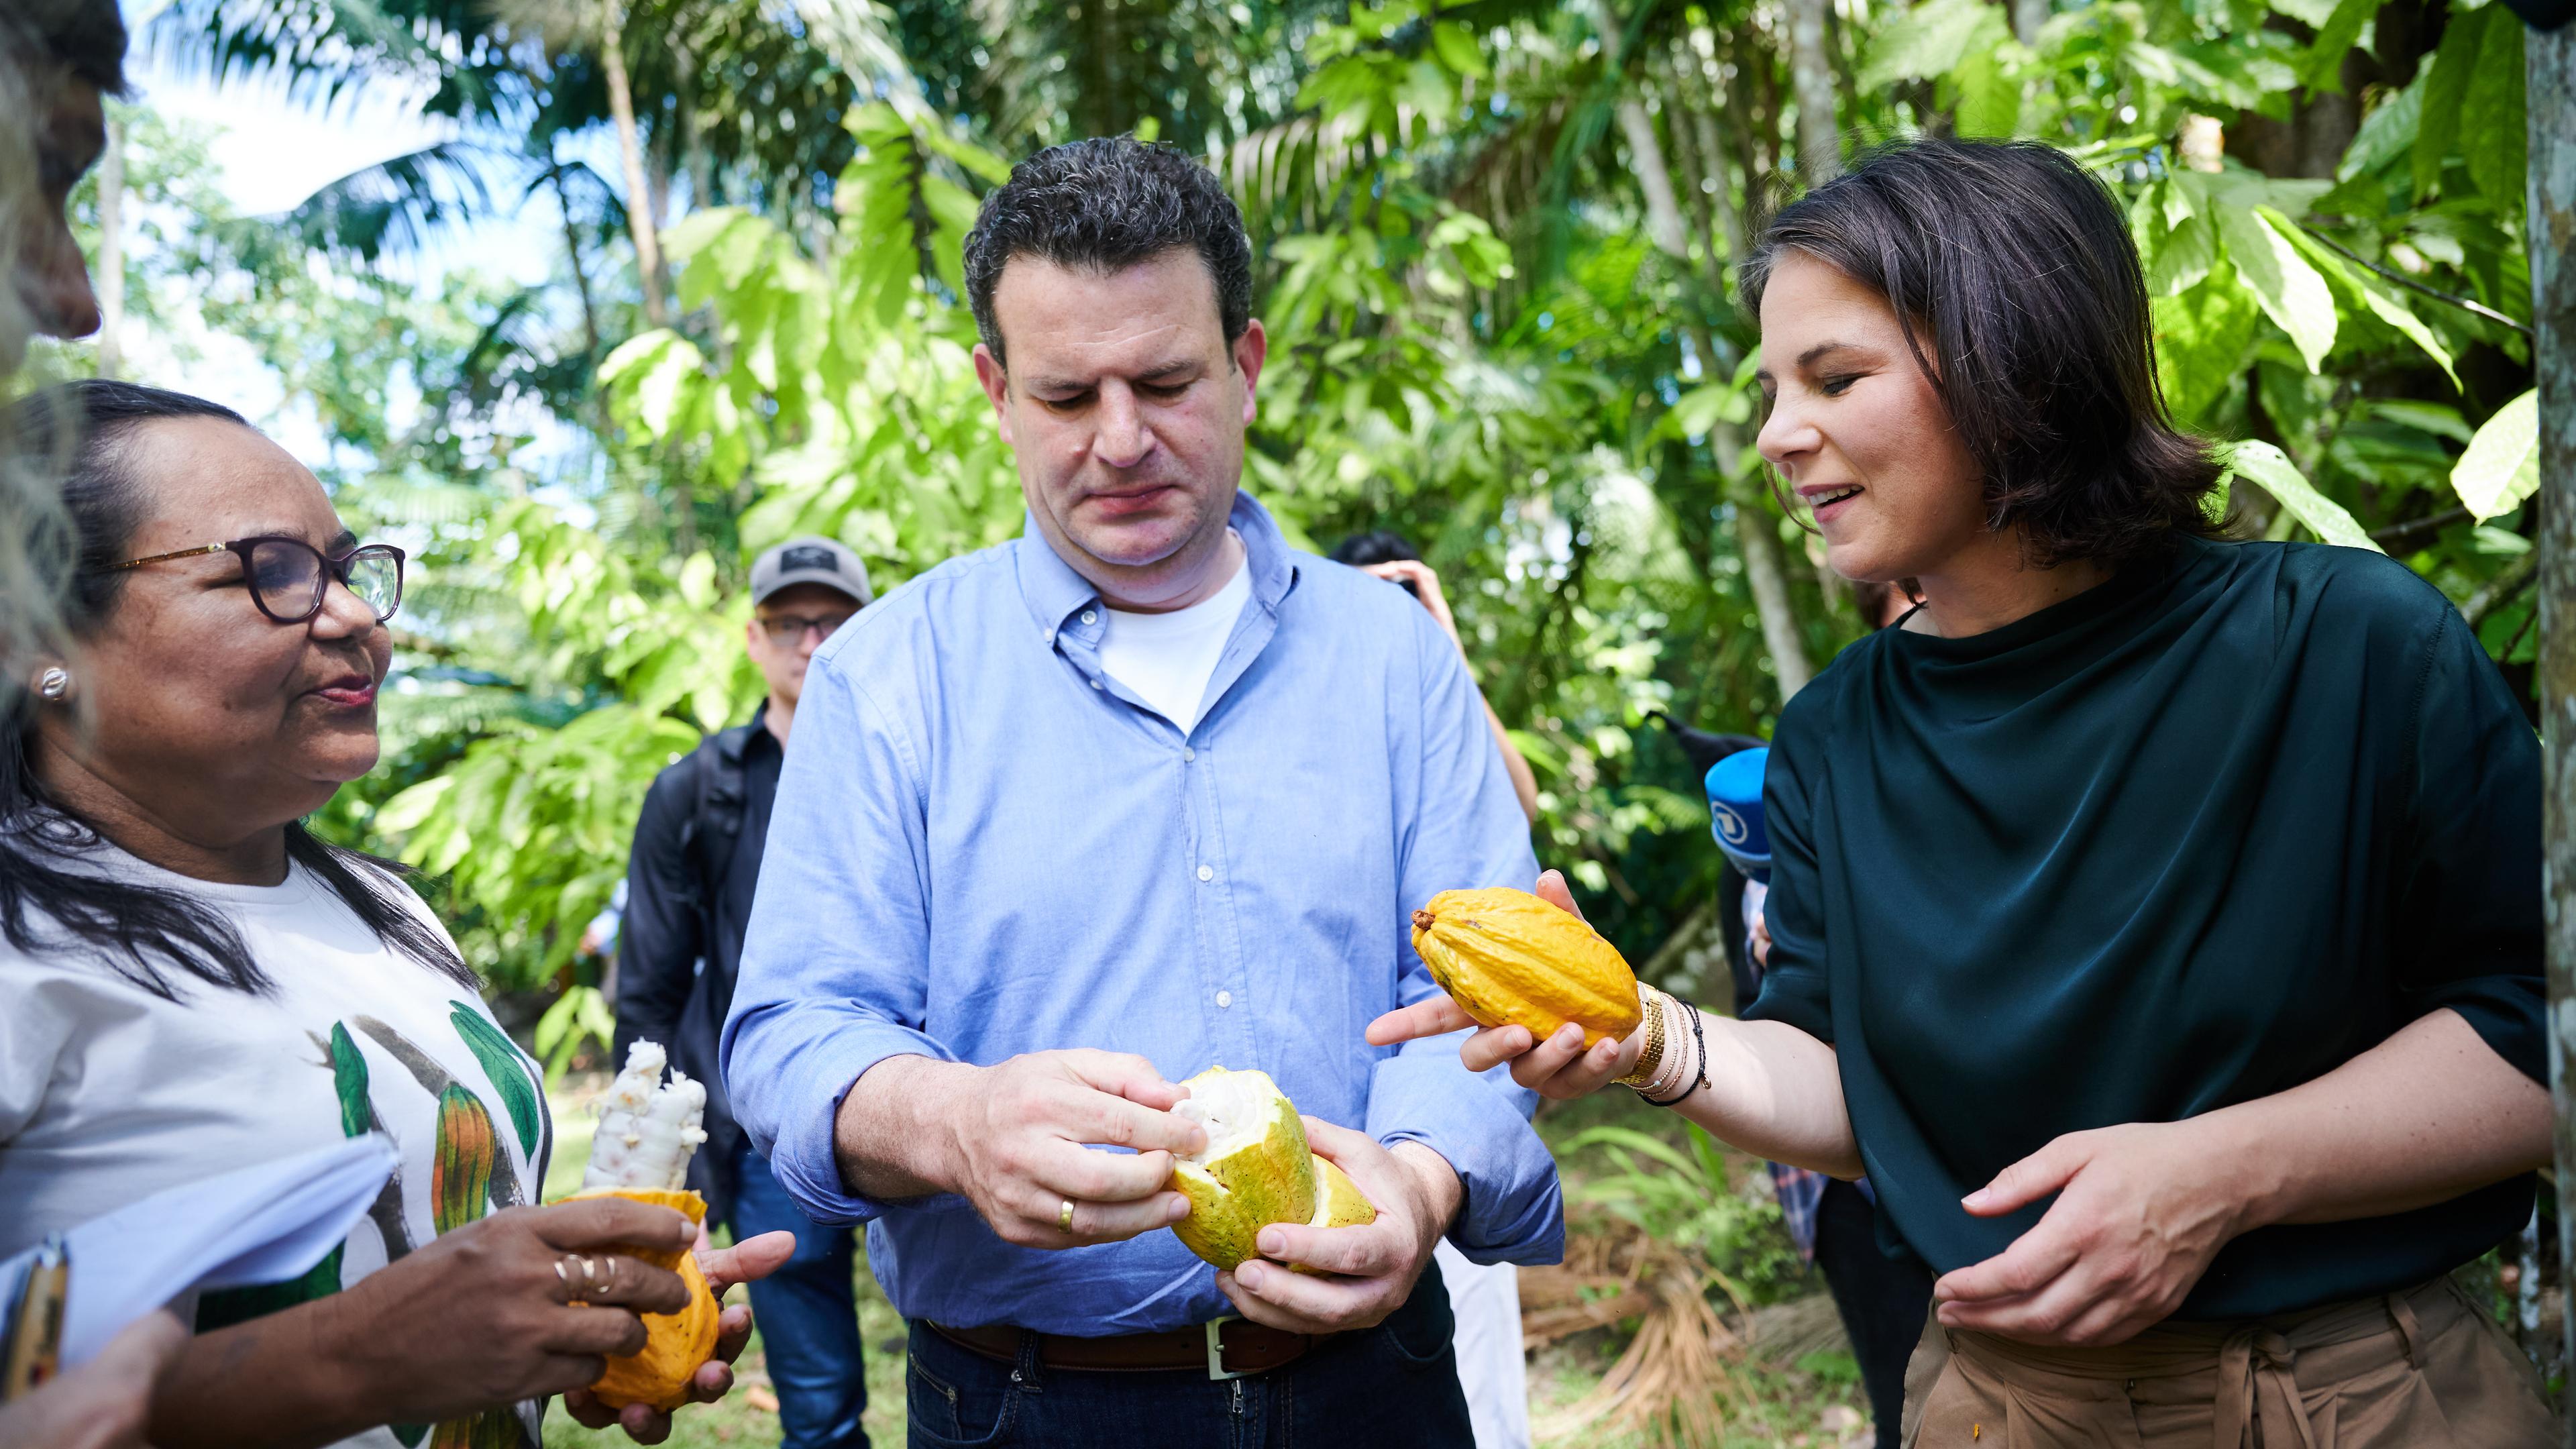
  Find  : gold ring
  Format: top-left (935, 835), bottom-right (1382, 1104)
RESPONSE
top-left (1058, 1198), bottom-right (1076, 1233)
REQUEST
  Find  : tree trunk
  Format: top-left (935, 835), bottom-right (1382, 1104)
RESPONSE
top-left (549, 165), bottom-right (602, 362)
top-left (1785, 0), bottom-right (1841, 184)
top-left (1613, 73), bottom-right (1816, 699)
top-left (599, 1), bottom-right (667, 327)
top-left (93, 115), bottom-right (123, 379)
top-left (2527, 20), bottom-right (2575, 1433)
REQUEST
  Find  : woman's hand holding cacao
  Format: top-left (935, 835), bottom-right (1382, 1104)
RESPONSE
top-left (938, 1049), bottom-right (1207, 1248)
top-left (316, 1197), bottom-right (697, 1428)
top-left (562, 1226), bottom-right (798, 1443)
top-left (1215, 1120), bottom-right (1461, 1334)
top-left (1365, 869), bottom-right (1646, 1099)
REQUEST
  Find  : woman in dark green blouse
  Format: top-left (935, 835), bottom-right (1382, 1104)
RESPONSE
top-left (1374, 138), bottom-right (2553, 1443)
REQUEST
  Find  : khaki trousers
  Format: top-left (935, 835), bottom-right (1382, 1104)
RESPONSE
top-left (1902, 1275), bottom-right (2558, 1448)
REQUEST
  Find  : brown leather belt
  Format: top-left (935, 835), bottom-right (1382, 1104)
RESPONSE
top-left (926, 1318), bottom-right (1324, 1380)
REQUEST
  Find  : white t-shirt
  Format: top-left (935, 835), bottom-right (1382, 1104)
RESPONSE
top-left (1096, 545), bottom-right (1252, 733)
top-left (0, 840), bottom-right (552, 1449)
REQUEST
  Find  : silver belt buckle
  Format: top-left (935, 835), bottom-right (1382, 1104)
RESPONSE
top-left (1204, 1315), bottom-right (1246, 1381)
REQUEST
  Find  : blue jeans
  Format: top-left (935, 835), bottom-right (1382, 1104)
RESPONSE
top-left (900, 1259), bottom-right (1473, 1448)
top-left (730, 1142), bottom-right (870, 1449)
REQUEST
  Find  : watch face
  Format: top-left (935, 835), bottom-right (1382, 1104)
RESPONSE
top-left (780, 545), bottom-right (839, 574)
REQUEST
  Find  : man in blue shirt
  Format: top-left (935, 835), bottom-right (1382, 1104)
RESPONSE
top-left (722, 137), bottom-right (1560, 1445)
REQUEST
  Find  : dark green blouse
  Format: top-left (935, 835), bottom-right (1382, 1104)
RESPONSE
top-left (1745, 535), bottom-right (2542, 1320)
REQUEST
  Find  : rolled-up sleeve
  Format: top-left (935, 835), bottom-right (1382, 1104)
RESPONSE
top-left (2396, 608), bottom-right (2544, 1081)
top-left (1371, 608), bottom-right (1560, 1267)
top-left (722, 647), bottom-right (956, 1224)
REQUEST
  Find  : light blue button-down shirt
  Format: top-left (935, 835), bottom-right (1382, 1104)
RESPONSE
top-left (722, 491), bottom-right (1560, 1334)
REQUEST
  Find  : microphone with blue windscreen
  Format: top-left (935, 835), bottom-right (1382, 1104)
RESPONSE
top-left (1703, 746), bottom-right (1770, 883)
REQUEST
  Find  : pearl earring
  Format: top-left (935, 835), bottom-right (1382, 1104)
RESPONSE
top-left (34, 667), bottom-right (70, 702)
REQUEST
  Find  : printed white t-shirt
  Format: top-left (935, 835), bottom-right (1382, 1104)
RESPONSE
top-left (0, 839), bottom-right (552, 1449)
top-left (1095, 541), bottom-right (1252, 733)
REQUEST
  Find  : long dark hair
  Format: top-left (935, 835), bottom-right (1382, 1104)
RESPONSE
top-left (1742, 139), bottom-right (2224, 568)
top-left (1, 380), bottom-right (472, 998)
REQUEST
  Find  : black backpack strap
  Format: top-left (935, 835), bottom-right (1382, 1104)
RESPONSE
top-left (682, 724), bottom-right (753, 932)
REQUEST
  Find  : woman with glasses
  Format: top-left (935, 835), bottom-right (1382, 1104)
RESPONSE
top-left (1375, 140), bottom-right (2553, 1444)
top-left (0, 380), bottom-right (788, 1448)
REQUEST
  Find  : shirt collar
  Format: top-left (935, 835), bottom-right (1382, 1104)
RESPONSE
top-left (1014, 490), bottom-right (1298, 641)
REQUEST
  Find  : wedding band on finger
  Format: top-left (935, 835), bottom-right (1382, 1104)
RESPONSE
top-left (1057, 1198), bottom-right (1076, 1234)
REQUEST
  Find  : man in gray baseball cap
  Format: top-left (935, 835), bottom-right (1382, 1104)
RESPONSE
top-left (610, 535), bottom-right (875, 1448)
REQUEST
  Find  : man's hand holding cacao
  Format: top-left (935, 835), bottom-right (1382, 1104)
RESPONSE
top-left (927, 1049), bottom-right (1205, 1248)
top-left (1214, 1120), bottom-right (1462, 1334)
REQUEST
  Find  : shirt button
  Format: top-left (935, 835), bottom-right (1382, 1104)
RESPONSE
top-left (1080, 609), bottom-right (1099, 625)
top-left (1196, 864), bottom-right (1214, 882)
top-left (1182, 747), bottom-right (1197, 762)
top-left (1216, 990), bottom-right (1234, 1009)
top-left (1091, 678), bottom-right (1104, 690)
top-left (1043, 627), bottom-right (1056, 643)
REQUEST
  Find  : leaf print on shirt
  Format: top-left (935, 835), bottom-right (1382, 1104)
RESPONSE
top-left (355, 1015), bottom-right (526, 1210)
top-left (449, 1003), bottom-right (544, 1161)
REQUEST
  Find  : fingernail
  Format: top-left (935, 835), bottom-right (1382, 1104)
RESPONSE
top-left (1237, 1263), bottom-right (1263, 1289)
top-left (1257, 1229), bottom-right (1284, 1256)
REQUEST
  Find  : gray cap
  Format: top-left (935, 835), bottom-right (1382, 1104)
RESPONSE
top-left (750, 536), bottom-right (873, 608)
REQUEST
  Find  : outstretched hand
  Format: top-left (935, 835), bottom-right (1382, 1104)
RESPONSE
top-left (561, 1226), bottom-right (798, 1442)
top-left (1365, 871), bottom-right (1645, 1100)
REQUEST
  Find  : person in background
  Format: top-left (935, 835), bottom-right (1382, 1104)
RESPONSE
top-left (615, 536), bottom-right (875, 1449)
top-left (0, 380), bottom-right (788, 1448)
top-left (724, 137), bottom-right (1558, 1446)
top-left (1328, 531), bottom-right (1538, 824)
top-left (1727, 575), bottom-right (1921, 1449)
top-left (1328, 529), bottom-right (1534, 1449)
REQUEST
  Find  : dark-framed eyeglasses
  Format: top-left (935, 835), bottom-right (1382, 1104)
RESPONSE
top-left (759, 610), bottom-right (856, 647)
top-left (109, 537), bottom-right (407, 625)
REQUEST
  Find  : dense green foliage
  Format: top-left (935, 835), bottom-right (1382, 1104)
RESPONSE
top-left (76, 0), bottom-right (2541, 1044)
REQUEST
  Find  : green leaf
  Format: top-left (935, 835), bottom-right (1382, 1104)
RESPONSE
top-left (2154, 260), bottom-right (2261, 424)
top-left (2450, 389), bottom-right (2540, 521)
top-left (1952, 44), bottom-right (2022, 138)
top-left (2212, 204), bottom-right (2337, 371)
top-left (2412, 5), bottom-right (2486, 200)
top-left (1430, 21), bottom-right (1487, 78)
top-left (2225, 440), bottom-right (2382, 550)
top-left (2147, 211), bottom-right (2216, 297)
top-left (2459, 15), bottom-right (2526, 209)
top-left (1858, 0), bottom-right (1996, 88)
top-left (327, 1022), bottom-right (372, 1139)
top-left (2296, 0), bottom-right (2375, 92)
top-left (449, 1004), bottom-right (543, 1159)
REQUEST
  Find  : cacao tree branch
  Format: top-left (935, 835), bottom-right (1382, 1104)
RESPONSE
top-left (2298, 224), bottom-right (2532, 337)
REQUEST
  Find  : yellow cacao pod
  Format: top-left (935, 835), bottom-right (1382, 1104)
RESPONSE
top-left (1410, 887), bottom-right (1642, 1049)
top-left (566, 1185), bottom-right (721, 1412)
top-left (1287, 1158), bottom-right (1379, 1277)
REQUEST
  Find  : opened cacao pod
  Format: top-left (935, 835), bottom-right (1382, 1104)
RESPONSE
top-left (566, 1185), bottom-right (720, 1411)
top-left (1167, 1067), bottom-right (1377, 1272)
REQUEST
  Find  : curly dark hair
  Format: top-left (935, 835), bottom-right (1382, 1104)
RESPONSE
top-left (1741, 138), bottom-right (2224, 568)
top-left (963, 136), bottom-right (1253, 372)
